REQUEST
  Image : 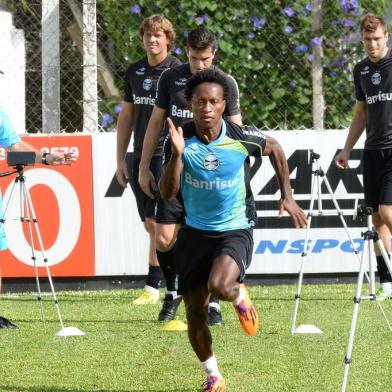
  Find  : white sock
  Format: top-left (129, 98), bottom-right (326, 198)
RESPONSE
top-left (381, 282), bottom-right (392, 296)
top-left (232, 285), bottom-right (245, 306)
top-left (144, 285), bottom-right (159, 295)
top-left (208, 302), bottom-right (221, 311)
top-left (166, 290), bottom-right (180, 300)
top-left (201, 354), bottom-right (222, 379)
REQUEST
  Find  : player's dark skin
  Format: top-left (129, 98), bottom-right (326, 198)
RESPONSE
top-left (161, 82), bottom-right (307, 361)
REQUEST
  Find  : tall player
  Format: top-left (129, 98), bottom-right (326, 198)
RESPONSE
top-left (335, 13), bottom-right (392, 298)
top-left (116, 15), bottom-right (181, 305)
top-left (138, 28), bottom-right (243, 325)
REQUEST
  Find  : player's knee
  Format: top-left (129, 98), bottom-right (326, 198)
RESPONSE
top-left (377, 206), bottom-right (392, 226)
top-left (185, 301), bottom-right (207, 323)
top-left (155, 234), bottom-right (173, 251)
top-left (144, 218), bottom-right (156, 234)
top-left (208, 278), bottom-right (231, 300)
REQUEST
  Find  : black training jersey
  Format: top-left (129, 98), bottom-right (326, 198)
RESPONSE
top-left (353, 49), bottom-right (392, 149)
top-left (155, 63), bottom-right (241, 128)
top-left (163, 120), bottom-right (263, 229)
top-left (123, 55), bottom-right (181, 158)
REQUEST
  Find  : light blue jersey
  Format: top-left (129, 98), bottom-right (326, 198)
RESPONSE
top-left (0, 106), bottom-right (20, 250)
top-left (164, 120), bottom-right (266, 231)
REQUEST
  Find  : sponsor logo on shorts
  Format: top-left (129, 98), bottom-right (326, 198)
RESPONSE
top-left (371, 71), bottom-right (381, 85)
top-left (136, 67), bottom-right (146, 75)
top-left (143, 78), bottom-right (152, 91)
top-left (203, 154), bottom-right (219, 170)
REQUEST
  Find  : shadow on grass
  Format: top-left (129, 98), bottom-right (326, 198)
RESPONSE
top-left (0, 386), bottom-right (194, 392)
top-left (7, 319), bottom-right (169, 326)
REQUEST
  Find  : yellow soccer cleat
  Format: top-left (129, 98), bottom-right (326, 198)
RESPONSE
top-left (202, 376), bottom-right (226, 391)
top-left (162, 319), bottom-right (188, 331)
top-left (132, 288), bottom-right (159, 305)
top-left (232, 283), bottom-right (260, 336)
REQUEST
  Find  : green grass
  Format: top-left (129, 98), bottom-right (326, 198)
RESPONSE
top-left (0, 284), bottom-right (391, 392)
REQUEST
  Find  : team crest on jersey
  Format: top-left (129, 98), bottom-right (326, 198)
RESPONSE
top-left (175, 77), bottom-right (188, 86)
top-left (136, 67), bottom-right (146, 75)
top-left (203, 154), bottom-right (219, 170)
top-left (371, 72), bottom-right (381, 85)
top-left (143, 78), bottom-right (152, 91)
top-left (360, 66), bottom-right (369, 75)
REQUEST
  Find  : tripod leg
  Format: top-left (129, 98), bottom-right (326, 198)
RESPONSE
top-left (22, 182), bottom-right (65, 330)
top-left (291, 167), bottom-right (318, 334)
top-left (316, 161), bottom-right (323, 214)
top-left (21, 185), bottom-right (46, 326)
top-left (291, 217), bottom-right (312, 334)
top-left (342, 239), bottom-right (369, 392)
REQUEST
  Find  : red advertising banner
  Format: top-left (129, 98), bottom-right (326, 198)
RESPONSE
top-left (0, 135), bottom-right (94, 277)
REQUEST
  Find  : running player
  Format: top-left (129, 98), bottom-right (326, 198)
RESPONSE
top-left (335, 13), bottom-right (392, 298)
top-left (116, 15), bottom-right (180, 305)
top-left (160, 68), bottom-right (307, 391)
top-left (138, 27), bottom-right (242, 324)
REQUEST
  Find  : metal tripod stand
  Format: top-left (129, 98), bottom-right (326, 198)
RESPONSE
top-left (341, 205), bottom-right (392, 392)
top-left (291, 151), bottom-right (362, 334)
top-left (0, 163), bottom-right (84, 336)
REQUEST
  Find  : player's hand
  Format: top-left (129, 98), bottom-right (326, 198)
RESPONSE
top-left (116, 161), bottom-right (129, 188)
top-left (46, 152), bottom-right (77, 166)
top-left (335, 150), bottom-right (350, 169)
top-left (278, 197), bottom-right (307, 229)
top-left (167, 118), bottom-right (185, 157)
top-left (138, 167), bottom-right (157, 199)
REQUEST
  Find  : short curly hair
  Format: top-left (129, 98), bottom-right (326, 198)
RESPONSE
top-left (184, 69), bottom-right (229, 102)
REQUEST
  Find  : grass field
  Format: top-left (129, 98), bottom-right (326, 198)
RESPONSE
top-left (0, 284), bottom-right (391, 392)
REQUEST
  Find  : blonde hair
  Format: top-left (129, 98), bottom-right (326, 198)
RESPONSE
top-left (139, 15), bottom-right (176, 51)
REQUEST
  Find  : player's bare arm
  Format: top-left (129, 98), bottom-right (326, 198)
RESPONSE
top-left (138, 106), bottom-right (166, 198)
top-left (335, 100), bottom-right (367, 169)
top-left (116, 101), bottom-right (134, 187)
top-left (227, 114), bottom-right (242, 126)
top-left (10, 141), bottom-right (76, 165)
top-left (159, 118), bottom-right (184, 201)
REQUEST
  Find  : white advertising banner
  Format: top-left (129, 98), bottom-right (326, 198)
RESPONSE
top-left (249, 130), bottom-right (366, 274)
top-left (92, 133), bottom-right (149, 276)
top-left (92, 130), bottom-right (367, 276)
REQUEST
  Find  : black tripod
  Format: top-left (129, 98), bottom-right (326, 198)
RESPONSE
top-left (0, 163), bottom-right (84, 336)
top-left (341, 205), bottom-right (392, 391)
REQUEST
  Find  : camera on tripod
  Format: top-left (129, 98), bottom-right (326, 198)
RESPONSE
top-left (7, 151), bottom-right (36, 167)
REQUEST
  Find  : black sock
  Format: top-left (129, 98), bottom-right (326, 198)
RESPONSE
top-left (156, 249), bottom-right (177, 291)
top-left (376, 255), bottom-right (392, 283)
top-left (145, 265), bottom-right (163, 289)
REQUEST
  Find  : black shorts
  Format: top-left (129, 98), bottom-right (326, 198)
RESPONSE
top-left (155, 193), bottom-right (185, 224)
top-left (174, 226), bottom-right (254, 295)
top-left (129, 156), bottom-right (161, 222)
top-left (363, 148), bottom-right (392, 212)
